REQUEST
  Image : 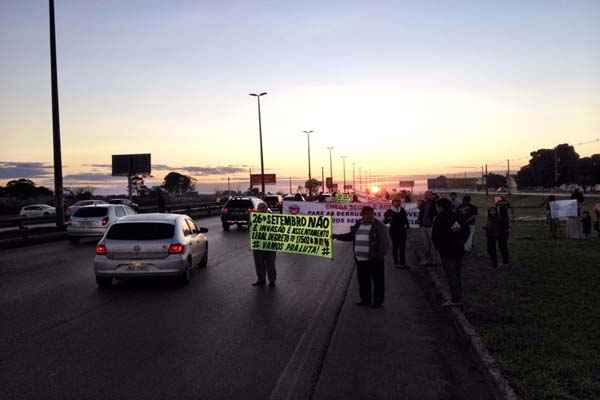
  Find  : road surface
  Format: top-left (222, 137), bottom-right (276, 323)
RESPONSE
top-left (1, 216), bottom-right (490, 400)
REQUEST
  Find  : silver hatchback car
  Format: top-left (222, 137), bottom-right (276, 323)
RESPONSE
top-left (94, 214), bottom-right (208, 287)
top-left (68, 204), bottom-right (136, 243)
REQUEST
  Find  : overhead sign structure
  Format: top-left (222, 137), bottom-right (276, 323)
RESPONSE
top-left (249, 212), bottom-right (333, 259)
top-left (326, 177), bottom-right (333, 188)
top-left (399, 180), bottom-right (415, 188)
top-left (112, 154), bottom-right (151, 176)
top-left (550, 200), bottom-right (578, 219)
top-left (250, 173), bottom-right (276, 186)
top-left (283, 201), bottom-right (420, 234)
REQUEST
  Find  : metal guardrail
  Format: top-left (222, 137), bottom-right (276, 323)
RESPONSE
top-left (0, 202), bottom-right (223, 232)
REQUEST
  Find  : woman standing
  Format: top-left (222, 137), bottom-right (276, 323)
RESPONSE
top-left (484, 207), bottom-right (510, 268)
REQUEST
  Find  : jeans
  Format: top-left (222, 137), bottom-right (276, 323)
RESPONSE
top-left (441, 256), bottom-right (463, 303)
top-left (356, 259), bottom-right (385, 305)
top-left (487, 234), bottom-right (509, 267)
top-left (253, 250), bottom-right (277, 283)
top-left (464, 225), bottom-right (475, 252)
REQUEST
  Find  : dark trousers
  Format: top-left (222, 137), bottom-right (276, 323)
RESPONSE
top-left (390, 233), bottom-right (407, 265)
top-left (441, 256), bottom-right (463, 303)
top-left (356, 259), bottom-right (385, 305)
top-left (487, 234), bottom-right (509, 267)
top-left (253, 250), bottom-right (277, 283)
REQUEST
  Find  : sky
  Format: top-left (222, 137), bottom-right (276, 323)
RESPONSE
top-left (1, 0), bottom-right (599, 193)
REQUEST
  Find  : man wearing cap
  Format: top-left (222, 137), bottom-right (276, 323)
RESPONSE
top-left (333, 206), bottom-right (390, 308)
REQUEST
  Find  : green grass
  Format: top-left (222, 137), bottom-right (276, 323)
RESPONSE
top-left (463, 194), bottom-right (600, 400)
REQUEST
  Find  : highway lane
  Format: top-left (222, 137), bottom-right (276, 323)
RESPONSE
top-left (1, 216), bottom-right (489, 399)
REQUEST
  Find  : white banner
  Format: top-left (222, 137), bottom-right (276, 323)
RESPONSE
top-left (282, 201), bottom-right (419, 234)
top-left (550, 199), bottom-right (578, 219)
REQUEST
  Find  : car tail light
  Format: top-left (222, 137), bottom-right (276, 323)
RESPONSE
top-left (248, 208), bottom-right (256, 212)
top-left (168, 243), bottom-right (185, 254)
top-left (101, 217), bottom-right (109, 226)
top-left (96, 244), bottom-right (108, 255)
top-left (222, 208), bottom-right (228, 213)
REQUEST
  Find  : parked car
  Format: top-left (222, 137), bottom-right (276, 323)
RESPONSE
top-left (67, 200), bottom-right (108, 218)
top-left (108, 198), bottom-right (139, 211)
top-left (19, 204), bottom-right (56, 218)
top-left (220, 196), bottom-right (267, 231)
top-left (263, 195), bottom-right (283, 211)
top-left (67, 204), bottom-right (136, 243)
top-left (94, 213), bottom-right (208, 287)
top-left (283, 194), bottom-right (306, 202)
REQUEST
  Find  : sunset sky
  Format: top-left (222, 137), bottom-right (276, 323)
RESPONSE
top-left (1, 0), bottom-right (599, 192)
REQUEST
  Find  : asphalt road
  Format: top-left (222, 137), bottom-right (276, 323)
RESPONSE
top-left (1, 216), bottom-right (489, 400)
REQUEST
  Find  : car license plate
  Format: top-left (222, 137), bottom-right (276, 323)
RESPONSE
top-left (128, 262), bottom-right (146, 271)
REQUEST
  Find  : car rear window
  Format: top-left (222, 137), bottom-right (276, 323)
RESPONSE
top-left (106, 223), bottom-right (175, 240)
top-left (73, 207), bottom-right (108, 218)
top-left (225, 200), bottom-right (253, 209)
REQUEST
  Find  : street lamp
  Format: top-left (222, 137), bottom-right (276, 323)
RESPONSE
top-left (249, 92), bottom-right (267, 196)
top-left (302, 130), bottom-right (314, 194)
top-left (326, 146), bottom-right (334, 193)
top-left (49, 0), bottom-right (64, 228)
top-left (341, 156), bottom-right (347, 193)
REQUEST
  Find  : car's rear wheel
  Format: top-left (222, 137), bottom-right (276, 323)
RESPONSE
top-left (68, 237), bottom-right (80, 244)
top-left (199, 247), bottom-right (208, 269)
top-left (178, 260), bottom-right (192, 285)
top-left (222, 222), bottom-right (230, 231)
top-left (96, 276), bottom-right (112, 288)
top-left (43, 212), bottom-right (50, 216)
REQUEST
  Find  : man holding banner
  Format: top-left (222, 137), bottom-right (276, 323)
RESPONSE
top-left (251, 203), bottom-right (277, 287)
top-left (333, 206), bottom-right (390, 308)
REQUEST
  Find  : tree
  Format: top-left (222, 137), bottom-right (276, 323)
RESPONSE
top-left (163, 172), bottom-right (194, 194)
top-left (516, 144), bottom-right (580, 188)
top-left (486, 173), bottom-right (507, 189)
top-left (2, 179), bottom-right (53, 198)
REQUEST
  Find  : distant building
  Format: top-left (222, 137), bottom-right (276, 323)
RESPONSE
top-left (427, 176), bottom-right (478, 190)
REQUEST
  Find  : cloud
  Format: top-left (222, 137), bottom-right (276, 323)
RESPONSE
top-left (64, 173), bottom-right (122, 182)
top-left (179, 166), bottom-right (247, 175)
top-left (0, 161), bottom-right (53, 179)
top-left (85, 163), bottom-right (112, 168)
top-left (151, 164), bottom-right (172, 170)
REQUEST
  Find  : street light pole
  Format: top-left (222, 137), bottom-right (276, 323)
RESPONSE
top-left (302, 130), bottom-right (314, 195)
top-left (341, 156), bottom-right (347, 192)
top-left (49, 0), bottom-right (64, 229)
top-left (326, 146), bottom-right (334, 192)
top-left (249, 92), bottom-right (267, 196)
top-left (352, 162), bottom-right (355, 192)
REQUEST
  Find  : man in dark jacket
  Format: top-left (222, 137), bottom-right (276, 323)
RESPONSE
top-left (333, 206), bottom-right (389, 308)
top-left (418, 191), bottom-right (438, 265)
top-left (432, 198), bottom-right (467, 306)
top-left (384, 196), bottom-right (410, 268)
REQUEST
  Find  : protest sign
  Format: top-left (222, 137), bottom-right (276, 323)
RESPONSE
top-left (550, 199), bottom-right (578, 219)
top-left (249, 212), bottom-right (333, 259)
top-left (283, 201), bottom-right (420, 234)
top-left (335, 192), bottom-right (352, 203)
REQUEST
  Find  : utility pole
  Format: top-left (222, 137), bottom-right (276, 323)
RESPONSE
top-left (341, 156), bottom-right (347, 193)
top-left (249, 92), bottom-right (267, 196)
top-left (352, 162), bottom-right (356, 192)
top-left (326, 146), bottom-right (334, 192)
top-left (485, 164), bottom-right (489, 196)
top-left (289, 177), bottom-right (292, 194)
top-left (49, 0), bottom-right (64, 229)
top-left (359, 166), bottom-right (362, 191)
top-left (302, 130), bottom-right (314, 195)
top-left (321, 166), bottom-right (325, 193)
top-left (227, 176), bottom-right (230, 193)
top-left (506, 159), bottom-right (510, 178)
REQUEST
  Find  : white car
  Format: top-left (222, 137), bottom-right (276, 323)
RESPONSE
top-left (94, 214), bottom-right (208, 287)
top-left (20, 204), bottom-right (56, 218)
top-left (67, 204), bottom-right (136, 243)
top-left (67, 200), bottom-right (107, 218)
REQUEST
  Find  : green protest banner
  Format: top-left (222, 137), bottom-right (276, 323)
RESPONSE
top-left (249, 212), bottom-right (333, 259)
top-left (335, 192), bottom-right (352, 203)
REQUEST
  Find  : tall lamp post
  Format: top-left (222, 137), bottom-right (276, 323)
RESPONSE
top-left (249, 92), bottom-right (267, 196)
top-left (341, 156), bottom-right (347, 192)
top-left (326, 146), bottom-right (334, 192)
top-left (49, 0), bottom-right (64, 228)
top-left (302, 130), bottom-right (314, 194)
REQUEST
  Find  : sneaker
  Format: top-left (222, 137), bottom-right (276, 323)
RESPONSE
top-left (371, 303), bottom-right (384, 309)
top-left (442, 300), bottom-right (462, 307)
top-left (268, 281), bottom-right (276, 287)
top-left (355, 301), bottom-right (370, 307)
top-left (252, 281), bottom-right (266, 286)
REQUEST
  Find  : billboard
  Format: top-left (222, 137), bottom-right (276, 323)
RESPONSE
top-left (326, 177), bottom-right (333, 188)
top-left (112, 154), bottom-right (151, 176)
top-left (250, 173), bottom-right (276, 186)
top-left (399, 180), bottom-right (415, 188)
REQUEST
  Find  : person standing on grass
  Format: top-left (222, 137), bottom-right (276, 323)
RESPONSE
top-left (432, 198), bottom-right (468, 307)
top-left (595, 203), bottom-right (600, 238)
top-left (251, 203), bottom-right (277, 287)
top-left (333, 206), bottom-right (389, 308)
top-left (449, 192), bottom-right (461, 212)
top-left (546, 195), bottom-right (559, 239)
top-left (484, 207), bottom-right (510, 269)
top-left (457, 195), bottom-right (478, 253)
top-left (582, 211), bottom-right (592, 239)
top-left (384, 195), bottom-right (410, 269)
top-left (418, 191), bottom-right (438, 265)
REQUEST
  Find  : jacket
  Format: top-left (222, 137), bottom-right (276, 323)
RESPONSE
top-left (431, 210), bottom-right (467, 258)
top-left (335, 218), bottom-right (389, 261)
top-left (384, 208), bottom-right (409, 236)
